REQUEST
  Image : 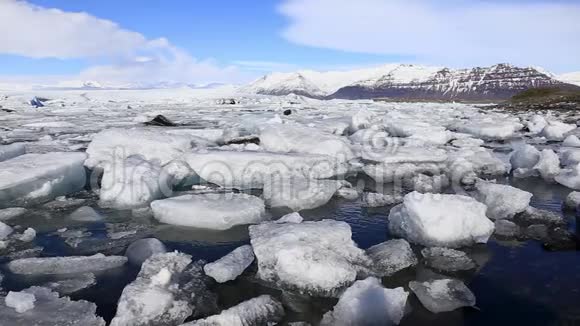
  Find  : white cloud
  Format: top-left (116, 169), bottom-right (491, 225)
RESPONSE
top-left (279, 0), bottom-right (580, 71)
top-left (232, 60), bottom-right (299, 72)
top-left (0, 0), bottom-right (249, 84)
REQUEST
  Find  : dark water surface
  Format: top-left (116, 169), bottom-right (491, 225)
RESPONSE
top-left (1, 176), bottom-right (579, 326)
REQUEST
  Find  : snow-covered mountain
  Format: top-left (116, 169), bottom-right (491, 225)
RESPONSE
top-left (559, 72), bottom-right (580, 86)
top-left (245, 63), bottom-right (577, 101)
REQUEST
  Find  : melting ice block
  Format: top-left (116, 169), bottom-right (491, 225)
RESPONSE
top-left (320, 278), bottom-right (409, 326)
top-left (152, 193), bottom-right (266, 230)
top-left (263, 177), bottom-right (342, 211)
top-left (260, 124), bottom-right (354, 160)
top-left (366, 239), bottom-right (417, 276)
top-left (541, 121), bottom-right (576, 141)
top-left (249, 220), bottom-right (371, 296)
top-left (0, 143), bottom-right (25, 162)
top-left (0, 287), bottom-right (105, 325)
top-left (185, 150), bottom-right (348, 189)
top-left (85, 128), bottom-right (193, 170)
top-left (388, 192), bottom-right (494, 248)
top-left (556, 163), bottom-right (580, 190)
top-left (409, 279), bottom-right (476, 313)
top-left (421, 247), bottom-right (476, 272)
top-left (125, 238), bottom-right (167, 266)
top-left (181, 295), bottom-right (284, 326)
top-left (203, 245), bottom-right (254, 283)
top-left (7, 253), bottom-right (127, 275)
top-left (0, 152), bottom-right (87, 206)
top-left (5, 291), bottom-right (35, 313)
top-left (474, 181), bottom-right (532, 220)
top-left (99, 155), bottom-right (170, 209)
top-left (111, 252), bottom-right (209, 326)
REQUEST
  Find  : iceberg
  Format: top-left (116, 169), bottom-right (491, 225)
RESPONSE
top-left (320, 278), bottom-right (408, 326)
top-left (0, 152), bottom-right (87, 206)
top-left (249, 220), bottom-right (370, 296)
top-left (388, 192), bottom-right (494, 248)
top-left (366, 239), bottom-right (417, 276)
top-left (151, 193), bottom-right (266, 230)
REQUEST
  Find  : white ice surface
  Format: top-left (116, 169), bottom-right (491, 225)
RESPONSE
top-left (203, 245), bottom-right (254, 283)
top-left (263, 177), bottom-right (342, 211)
top-left (474, 181), bottom-right (532, 220)
top-left (5, 291), bottom-right (35, 313)
top-left (7, 253), bottom-right (127, 275)
top-left (0, 143), bottom-right (25, 162)
top-left (125, 238), bottom-right (167, 266)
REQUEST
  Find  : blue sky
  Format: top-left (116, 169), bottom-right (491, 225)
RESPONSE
top-left (0, 0), bottom-right (579, 85)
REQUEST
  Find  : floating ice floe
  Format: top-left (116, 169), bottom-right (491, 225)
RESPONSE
top-left (0, 207), bottom-right (27, 221)
top-left (366, 239), bottom-right (417, 276)
top-left (180, 295), bottom-right (284, 326)
top-left (515, 207), bottom-right (565, 226)
top-left (249, 220), bottom-right (371, 296)
top-left (474, 181), bottom-right (532, 220)
top-left (0, 222), bottom-right (13, 240)
top-left (510, 144), bottom-right (540, 173)
top-left (532, 149), bottom-right (560, 182)
top-left (7, 253), bottom-right (127, 275)
top-left (17, 228), bottom-right (36, 242)
top-left (564, 191), bottom-right (580, 210)
top-left (125, 238), bottom-right (167, 266)
top-left (260, 124), bottom-right (354, 160)
top-left (275, 212), bottom-right (303, 223)
top-left (42, 273), bottom-right (97, 295)
top-left (494, 220), bottom-right (520, 237)
top-left (99, 155), bottom-right (170, 209)
top-left (409, 279), bottom-right (476, 313)
top-left (69, 206), bottom-right (103, 222)
top-left (421, 247), bottom-right (476, 272)
top-left (453, 119), bottom-right (522, 140)
top-left (388, 192), bottom-right (494, 248)
top-left (203, 245), bottom-right (254, 283)
top-left (555, 163), bottom-right (580, 190)
top-left (563, 135), bottom-right (580, 148)
top-left (320, 277), bottom-right (408, 326)
top-left (526, 115), bottom-right (547, 134)
top-left (263, 178), bottom-right (342, 211)
top-left (151, 193), bottom-right (266, 230)
top-left (0, 287), bottom-right (105, 325)
top-left (185, 150), bottom-right (348, 189)
top-left (85, 128), bottom-right (194, 170)
top-left (5, 291), bottom-right (35, 313)
top-left (111, 252), bottom-right (208, 326)
top-left (0, 152), bottom-right (87, 206)
top-left (361, 192), bottom-right (402, 207)
top-left (0, 143), bottom-right (25, 162)
top-left (540, 121), bottom-right (576, 141)
top-left (448, 147), bottom-right (509, 185)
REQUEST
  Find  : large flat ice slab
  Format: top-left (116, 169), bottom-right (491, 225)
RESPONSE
top-left (249, 220), bottom-right (370, 296)
top-left (7, 253), bottom-right (127, 275)
top-left (151, 193), bottom-right (266, 230)
top-left (321, 277), bottom-right (408, 326)
top-left (263, 177), bottom-right (343, 211)
top-left (0, 152), bottom-right (87, 206)
top-left (85, 128), bottom-right (194, 170)
top-left (185, 150), bottom-right (348, 189)
top-left (388, 192), bottom-right (494, 248)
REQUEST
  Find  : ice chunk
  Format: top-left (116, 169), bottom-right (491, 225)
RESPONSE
top-left (263, 177), bottom-right (342, 211)
top-left (555, 163), bottom-right (580, 190)
top-left (125, 238), bottom-right (167, 266)
top-left (454, 120), bottom-right (522, 140)
top-left (349, 109), bottom-right (376, 132)
top-left (181, 295), bottom-right (284, 326)
top-left (151, 193), bottom-right (266, 230)
top-left (563, 135), bottom-right (580, 148)
top-left (0, 287), bottom-right (105, 325)
top-left (412, 173), bottom-right (449, 193)
top-left (69, 206), bottom-right (103, 222)
top-left (320, 278), bottom-right (408, 326)
top-left (361, 192), bottom-right (402, 207)
top-left (564, 191), bottom-right (580, 210)
top-left (363, 162), bottom-right (447, 184)
top-left (42, 273), bottom-right (96, 295)
top-left (474, 181), bottom-right (532, 220)
top-left (421, 247), bottom-right (476, 272)
top-left (510, 144), bottom-right (540, 171)
top-left (0, 143), bottom-right (25, 162)
top-left (85, 128), bottom-right (194, 170)
top-left (448, 147), bottom-right (509, 181)
top-left (275, 212), bottom-right (303, 223)
top-left (366, 239), bottom-right (417, 276)
top-left (7, 253), bottom-right (127, 275)
top-left (185, 150), bottom-right (348, 189)
top-left (0, 221), bottom-right (13, 240)
top-left (5, 291), bottom-right (35, 313)
top-left (260, 124), bottom-right (354, 160)
top-left (526, 115), bottom-right (547, 134)
top-left (515, 207), bottom-right (565, 226)
top-left (561, 148), bottom-right (580, 166)
top-left (362, 146), bottom-right (447, 165)
top-left (541, 121), bottom-right (576, 141)
top-left (249, 220), bottom-right (371, 296)
top-left (409, 279), bottom-right (476, 313)
top-left (17, 227), bottom-right (36, 242)
top-left (0, 152), bottom-right (87, 206)
top-left (388, 192), bottom-right (494, 248)
top-left (99, 155), bottom-right (170, 209)
top-left (0, 207), bottom-right (27, 221)
top-left (203, 245), bottom-right (254, 283)
top-left (111, 252), bottom-right (212, 326)
top-left (494, 220), bottom-right (520, 237)
top-left (533, 149), bottom-right (560, 182)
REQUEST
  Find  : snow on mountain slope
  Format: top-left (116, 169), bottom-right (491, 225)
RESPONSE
top-left (559, 72), bottom-right (580, 86)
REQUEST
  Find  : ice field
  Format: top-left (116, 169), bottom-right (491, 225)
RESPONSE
top-left (0, 88), bottom-right (579, 325)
